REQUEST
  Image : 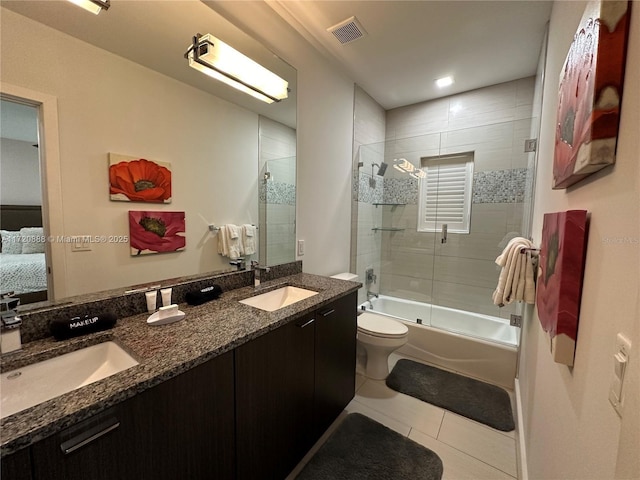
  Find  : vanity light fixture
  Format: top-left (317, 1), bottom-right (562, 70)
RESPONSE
top-left (184, 34), bottom-right (288, 104)
top-left (67, 0), bottom-right (110, 15)
top-left (435, 76), bottom-right (454, 88)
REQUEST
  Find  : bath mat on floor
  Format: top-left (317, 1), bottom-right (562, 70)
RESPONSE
top-left (386, 359), bottom-right (515, 432)
top-left (296, 413), bottom-right (443, 480)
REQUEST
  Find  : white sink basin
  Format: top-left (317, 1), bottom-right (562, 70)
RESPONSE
top-left (1, 341), bottom-right (138, 419)
top-left (239, 286), bottom-right (318, 312)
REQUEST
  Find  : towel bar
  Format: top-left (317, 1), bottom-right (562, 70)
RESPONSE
top-left (208, 224), bottom-right (258, 233)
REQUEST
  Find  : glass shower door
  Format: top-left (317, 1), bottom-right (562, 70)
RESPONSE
top-left (429, 120), bottom-right (533, 343)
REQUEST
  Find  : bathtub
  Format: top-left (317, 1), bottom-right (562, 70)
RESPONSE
top-left (360, 295), bottom-right (518, 389)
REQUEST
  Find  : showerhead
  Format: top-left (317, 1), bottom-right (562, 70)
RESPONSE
top-left (372, 162), bottom-right (388, 177)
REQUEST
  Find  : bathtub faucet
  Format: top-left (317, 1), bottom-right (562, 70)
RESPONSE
top-left (367, 291), bottom-right (379, 302)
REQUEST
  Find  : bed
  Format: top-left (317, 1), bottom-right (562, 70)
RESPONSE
top-left (0, 205), bottom-right (48, 304)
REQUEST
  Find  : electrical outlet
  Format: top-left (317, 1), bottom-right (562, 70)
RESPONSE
top-left (297, 240), bottom-right (305, 256)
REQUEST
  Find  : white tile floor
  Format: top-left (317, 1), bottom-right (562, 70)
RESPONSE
top-left (287, 353), bottom-right (518, 479)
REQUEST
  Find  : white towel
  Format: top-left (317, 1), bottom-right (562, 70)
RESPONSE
top-left (226, 224), bottom-right (243, 259)
top-left (217, 224), bottom-right (243, 259)
top-left (242, 224), bottom-right (256, 255)
top-left (217, 225), bottom-right (229, 257)
top-left (492, 237), bottom-right (536, 306)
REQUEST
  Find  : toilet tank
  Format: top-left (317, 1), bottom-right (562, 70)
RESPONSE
top-left (330, 273), bottom-right (359, 281)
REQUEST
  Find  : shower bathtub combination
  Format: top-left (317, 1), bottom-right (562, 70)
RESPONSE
top-left (360, 295), bottom-right (519, 389)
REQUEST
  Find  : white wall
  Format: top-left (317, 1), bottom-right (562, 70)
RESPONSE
top-left (1, 9), bottom-right (259, 296)
top-left (0, 138), bottom-right (42, 205)
top-left (207, 1), bottom-right (356, 276)
top-left (520, 2), bottom-right (639, 478)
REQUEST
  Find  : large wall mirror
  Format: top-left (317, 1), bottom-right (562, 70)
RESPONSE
top-left (0, 1), bottom-right (297, 308)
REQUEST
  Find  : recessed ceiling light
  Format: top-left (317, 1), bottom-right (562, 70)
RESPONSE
top-left (436, 76), bottom-right (454, 88)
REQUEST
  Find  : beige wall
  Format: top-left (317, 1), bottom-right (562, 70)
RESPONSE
top-left (1, 9), bottom-right (259, 297)
top-left (520, 2), bottom-right (640, 478)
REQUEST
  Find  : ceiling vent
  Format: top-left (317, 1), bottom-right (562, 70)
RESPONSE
top-left (327, 16), bottom-right (367, 45)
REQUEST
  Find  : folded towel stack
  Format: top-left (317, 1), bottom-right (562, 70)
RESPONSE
top-left (492, 237), bottom-right (536, 306)
top-left (217, 224), bottom-right (257, 259)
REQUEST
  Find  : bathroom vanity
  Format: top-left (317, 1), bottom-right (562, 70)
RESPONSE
top-left (0, 270), bottom-right (359, 480)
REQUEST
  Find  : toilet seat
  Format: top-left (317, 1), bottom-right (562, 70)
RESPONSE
top-left (357, 312), bottom-right (408, 339)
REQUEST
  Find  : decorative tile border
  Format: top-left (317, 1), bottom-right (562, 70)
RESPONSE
top-left (354, 168), bottom-right (527, 205)
top-left (259, 181), bottom-right (296, 205)
top-left (472, 168), bottom-right (527, 204)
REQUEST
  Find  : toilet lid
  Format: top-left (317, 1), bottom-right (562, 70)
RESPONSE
top-left (358, 312), bottom-right (408, 338)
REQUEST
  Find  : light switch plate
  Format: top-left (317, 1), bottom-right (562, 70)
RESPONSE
top-left (297, 239), bottom-right (305, 256)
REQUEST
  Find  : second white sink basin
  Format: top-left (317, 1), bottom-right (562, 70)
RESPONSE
top-left (239, 286), bottom-right (318, 312)
top-left (1, 341), bottom-right (139, 419)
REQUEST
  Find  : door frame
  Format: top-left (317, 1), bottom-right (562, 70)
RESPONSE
top-left (1, 83), bottom-right (67, 300)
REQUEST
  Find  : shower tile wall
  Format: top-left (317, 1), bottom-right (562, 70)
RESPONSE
top-left (258, 116), bottom-right (296, 266)
top-left (381, 77), bottom-right (535, 318)
top-left (352, 86), bottom-right (387, 305)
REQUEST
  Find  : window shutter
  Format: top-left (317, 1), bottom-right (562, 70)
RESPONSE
top-left (418, 154), bottom-right (473, 233)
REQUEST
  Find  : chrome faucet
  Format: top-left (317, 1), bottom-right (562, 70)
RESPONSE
top-left (250, 261), bottom-right (270, 287)
top-left (1, 295), bottom-right (22, 354)
top-left (366, 291), bottom-right (379, 302)
top-left (229, 258), bottom-right (246, 271)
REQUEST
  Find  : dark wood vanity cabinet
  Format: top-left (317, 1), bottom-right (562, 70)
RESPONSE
top-left (5, 290), bottom-right (357, 480)
top-left (235, 313), bottom-right (317, 480)
top-left (29, 350), bottom-right (235, 480)
top-left (235, 292), bottom-right (357, 479)
top-left (1, 447), bottom-right (32, 480)
top-left (314, 292), bottom-right (357, 437)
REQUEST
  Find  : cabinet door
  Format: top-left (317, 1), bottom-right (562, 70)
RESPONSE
top-left (1, 447), bottom-right (32, 480)
top-left (31, 351), bottom-right (235, 480)
top-left (133, 349), bottom-right (235, 479)
top-left (235, 315), bottom-right (316, 480)
top-left (31, 404), bottom-right (141, 480)
top-left (314, 292), bottom-right (357, 436)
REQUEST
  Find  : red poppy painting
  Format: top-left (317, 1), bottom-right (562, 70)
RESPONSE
top-left (553, 0), bottom-right (631, 189)
top-left (110, 153), bottom-right (172, 203)
top-left (536, 210), bottom-right (588, 366)
top-left (129, 211), bottom-right (185, 256)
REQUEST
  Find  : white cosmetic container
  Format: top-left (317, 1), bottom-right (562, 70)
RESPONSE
top-left (161, 288), bottom-right (172, 307)
top-left (145, 290), bottom-right (157, 312)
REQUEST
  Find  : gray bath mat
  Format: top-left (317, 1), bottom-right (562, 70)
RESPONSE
top-left (296, 413), bottom-right (443, 480)
top-left (386, 359), bottom-right (515, 432)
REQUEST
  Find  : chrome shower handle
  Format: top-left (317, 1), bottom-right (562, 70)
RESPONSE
top-left (441, 224), bottom-right (448, 244)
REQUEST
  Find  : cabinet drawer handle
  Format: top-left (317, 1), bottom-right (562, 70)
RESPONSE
top-left (297, 318), bottom-right (315, 329)
top-left (321, 309), bottom-right (336, 317)
top-left (60, 417), bottom-right (120, 455)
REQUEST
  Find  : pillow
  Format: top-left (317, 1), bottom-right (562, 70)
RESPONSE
top-left (0, 230), bottom-right (23, 254)
top-left (20, 227), bottom-right (46, 254)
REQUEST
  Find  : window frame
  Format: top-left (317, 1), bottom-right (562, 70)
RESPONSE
top-left (417, 152), bottom-right (474, 234)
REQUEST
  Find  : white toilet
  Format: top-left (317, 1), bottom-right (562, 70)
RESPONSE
top-left (330, 273), bottom-right (409, 380)
top-left (357, 312), bottom-right (408, 380)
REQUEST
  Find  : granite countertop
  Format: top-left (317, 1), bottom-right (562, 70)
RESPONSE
top-left (0, 273), bottom-right (361, 456)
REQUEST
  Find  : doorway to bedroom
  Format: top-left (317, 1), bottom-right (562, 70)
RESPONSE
top-left (0, 98), bottom-right (49, 304)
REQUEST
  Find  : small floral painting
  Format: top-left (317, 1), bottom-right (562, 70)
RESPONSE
top-left (110, 153), bottom-right (172, 203)
top-left (129, 211), bottom-right (185, 256)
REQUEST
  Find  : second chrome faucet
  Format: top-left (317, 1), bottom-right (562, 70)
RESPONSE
top-left (250, 261), bottom-right (270, 287)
